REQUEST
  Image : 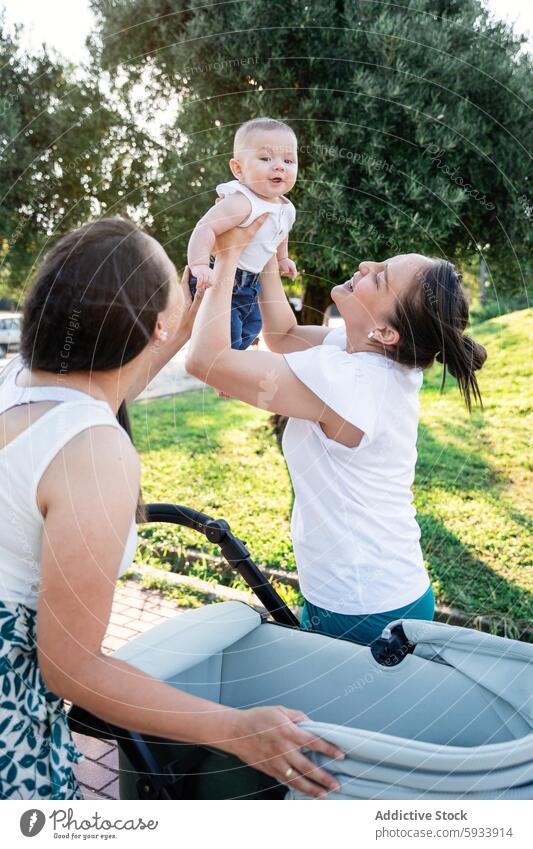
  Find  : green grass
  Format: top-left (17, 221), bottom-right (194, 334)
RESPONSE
top-left (130, 308), bottom-right (532, 632)
top-left (413, 307), bottom-right (532, 632)
top-left (130, 391), bottom-right (295, 585)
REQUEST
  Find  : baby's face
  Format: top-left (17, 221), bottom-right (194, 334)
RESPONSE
top-left (231, 129), bottom-right (298, 200)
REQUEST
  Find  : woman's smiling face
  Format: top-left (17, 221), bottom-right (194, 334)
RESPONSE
top-left (331, 254), bottom-right (433, 351)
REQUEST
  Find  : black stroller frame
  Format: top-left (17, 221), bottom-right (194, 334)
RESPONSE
top-left (68, 503), bottom-right (412, 800)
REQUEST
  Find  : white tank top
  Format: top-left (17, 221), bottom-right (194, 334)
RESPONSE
top-left (216, 179), bottom-right (296, 273)
top-left (0, 357), bottom-right (138, 610)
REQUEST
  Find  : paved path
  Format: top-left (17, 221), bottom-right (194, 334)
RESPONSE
top-left (72, 580), bottom-right (189, 800)
top-left (136, 343), bottom-right (204, 400)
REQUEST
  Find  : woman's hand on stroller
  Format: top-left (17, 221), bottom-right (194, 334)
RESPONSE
top-left (226, 705), bottom-right (344, 798)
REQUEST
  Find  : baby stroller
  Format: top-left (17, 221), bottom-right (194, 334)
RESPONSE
top-left (68, 504), bottom-right (533, 800)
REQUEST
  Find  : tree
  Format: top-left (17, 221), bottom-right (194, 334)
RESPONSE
top-left (91, 0), bottom-right (532, 318)
top-left (0, 13), bottom-right (146, 299)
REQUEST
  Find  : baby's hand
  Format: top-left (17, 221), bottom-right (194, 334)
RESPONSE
top-left (190, 264), bottom-right (215, 291)
top-left (279, 258), bottom-right (298, 280)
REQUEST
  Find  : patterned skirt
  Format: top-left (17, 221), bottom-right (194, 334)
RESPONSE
top-left (0, 599), bottom-right (84, 800)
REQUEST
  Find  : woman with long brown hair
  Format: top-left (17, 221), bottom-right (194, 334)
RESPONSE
top-left (0, 217), bottom-right (343, 801)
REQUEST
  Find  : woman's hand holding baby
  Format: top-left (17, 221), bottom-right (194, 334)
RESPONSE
top-left (213, 213), bottom-right (268, 262)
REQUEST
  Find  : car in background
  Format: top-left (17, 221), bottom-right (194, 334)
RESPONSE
top-left (288, 296), bottom-right (302, 318)
top-left (0, 312), bottom-right (22, 358)
top-left (323, 303), bottom-right (345, 330)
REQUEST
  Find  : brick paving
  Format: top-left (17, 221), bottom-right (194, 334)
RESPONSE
top-left (72, 579), bottom-right (188, 800)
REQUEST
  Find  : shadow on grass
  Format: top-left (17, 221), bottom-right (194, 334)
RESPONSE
top-left (131, 391), bottom-right (260, 455)
top-left (416, 421), bottom-right (504, 491)
top-left (416, 423), bottom-right (532, 541)
top-left (419, 510), bottom-right (532, 631)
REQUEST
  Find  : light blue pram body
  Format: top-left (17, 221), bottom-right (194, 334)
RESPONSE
top-left (69, 505), bottom-right (533, 800)
top-left (113, 600), bottom-right (533, 800)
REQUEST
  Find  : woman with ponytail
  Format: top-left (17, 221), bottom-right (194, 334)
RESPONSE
top-left (187, 229), bottom-right (487, 647)
top-left (388, 259), bottom-right (487, 412)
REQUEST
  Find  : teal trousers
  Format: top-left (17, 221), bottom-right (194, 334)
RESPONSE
top-left (300, 583), bottom-right (435, 646)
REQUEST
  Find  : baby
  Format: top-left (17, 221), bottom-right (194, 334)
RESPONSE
top-left (187, 117), bottom-right (298, 350)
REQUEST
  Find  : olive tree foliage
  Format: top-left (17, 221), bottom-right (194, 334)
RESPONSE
top-left (90, 0), bottom-right (531, 318)
top-left (0, 13), bottom-right (147, 299)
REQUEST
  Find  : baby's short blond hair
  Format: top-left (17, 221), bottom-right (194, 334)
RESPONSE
top-left (233, 117), bottom-right (297, 157)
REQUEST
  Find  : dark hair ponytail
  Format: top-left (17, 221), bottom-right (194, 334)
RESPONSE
top-left (435, 329), bottom-right (487, 411)
top-left (389, 259), bottom-right (487, 412)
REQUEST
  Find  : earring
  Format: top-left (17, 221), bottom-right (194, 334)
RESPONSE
top-left (368, 330), bottom-right (375, 340)
top-left (161, 330), bottom-right (168, 341)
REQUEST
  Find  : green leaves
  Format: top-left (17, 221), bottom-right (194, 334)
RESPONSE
top-left (89, 0), bottom-right (531, 300)
top-left (2, 0), bottom-right (530, 304)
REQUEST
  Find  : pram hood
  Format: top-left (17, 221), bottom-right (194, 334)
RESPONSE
top-left (397, 618), bottom-right (533, 728)
top-left (291, 618), bottom-right (533, 800)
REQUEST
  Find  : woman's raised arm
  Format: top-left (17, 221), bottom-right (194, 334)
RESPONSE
top-left (186, 229), bottom-right (362, 447)
top-left (259, 255), bottom-right (330, 353)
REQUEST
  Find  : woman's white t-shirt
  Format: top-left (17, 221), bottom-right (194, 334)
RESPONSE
top-left (282, 327), bottom-right (430, 616)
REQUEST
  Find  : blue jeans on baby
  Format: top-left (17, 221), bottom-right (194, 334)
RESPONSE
top-left (300, 583), bottom-right (435, 647)
top-left (189, 265), bottom-right (262, 350)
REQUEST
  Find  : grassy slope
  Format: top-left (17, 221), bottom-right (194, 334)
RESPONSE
top-left (130, 308), bottom-right (532, 629)
top-left (414, 308), bottom-right (532, 631)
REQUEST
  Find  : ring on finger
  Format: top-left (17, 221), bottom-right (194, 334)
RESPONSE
top-left (284, 766), bottom-right (295, 780)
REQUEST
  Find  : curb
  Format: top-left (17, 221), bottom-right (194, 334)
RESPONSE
top-left (127, 563), bottom-right (533, 642)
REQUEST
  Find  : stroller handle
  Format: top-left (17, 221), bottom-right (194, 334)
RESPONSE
top-left (143, 503), bottom-right (300, 628)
